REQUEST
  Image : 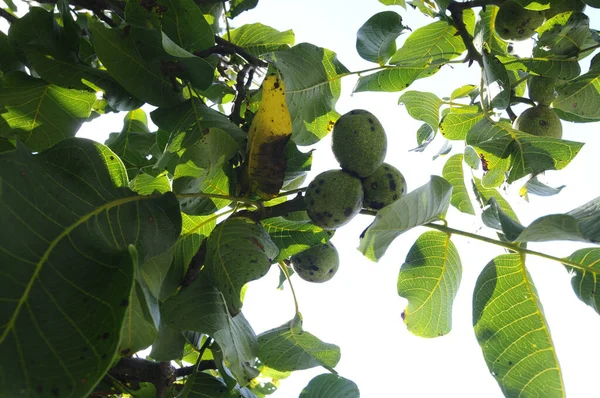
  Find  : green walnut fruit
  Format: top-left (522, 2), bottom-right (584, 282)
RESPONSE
top-left (513, 105), bottom-right (563, 138)
top-left (546, 0), bottom-right (586, 18)
top-left (332, 109), bottom-right (387, 178)
top-left (305, 169), bottom-right (363, 230)
top-left (362, 163), bottom-right (407, 210)
top-left (528, 75), bottom-right (558, 106)
top-left (291, 242), bottom-right (339, 283)
top-left (494, 1), bottom-right (546, 41)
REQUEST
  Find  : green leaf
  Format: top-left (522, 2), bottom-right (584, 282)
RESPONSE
top-left (0, 31), bottom-right (24, 73)
top-left (257, 314), bottom-right (341, 372)
top-left (473, 254), bottom-right (564, 398)
top-left (439, 109), bottom-right (485, 140)
top-left (152, 98), bottom-right (245, 172)
top-left (105, 110), bottom-right (156, 176)
top-left (564, 248), bottom-right (600, 315)
top-left (390, 20), bottom-right (465, 69)
top-left (553, 65), bottom-right (600, 120)
top-left (160, 213), bottom-right (217, 300)
top-left (535, 12), bottom-right (591, 57)
top-left (379, 0), bottom-right (406, 6)
top-left (411, 123), bottom-right (434, 152)
top-left (472, 177), bottom-right (519, 222)
top-left (358, 175), bottom-right (453, 261)
top-left (204, 217), bottom-right (279, 314)
top-left (474, 7), bottom-right (508, 55)
top-left (356, 11), bottom-right (406, 65)
top-left (356, 20), bottom-right (465, 92)
top-left (265, 43), bottom-right (349, 146)
top-left (398, 90), bottom-right (442, 132)
top-left (450, 84), bottom-right (478, 100)
top-left (162, 275), bottom-right (259, 385)
top-left (482, 51), bottom-right (511, 110)
top-left (160, 0), bottom-right (215, 52)
top-left (180, 371), bottom-right (254, 397)
top-left (179, 128), bottom-right (240, 171)
top-left (262, 217), bottom-right (333, 261)
top-left (442, 154), bottom-right (475, 215)
top-left (466, 117), bottom-right (583, 183)
top-left (228, 0), bottom-right (258, 18)
top-left (501, 55), bottom-right (581, 80)
top-left (130, 171), bottom-right (172, 195)
top-left (521, 176), bottom-right (565, 198)
top-left (353, 66), bottom-right (423, 92)
top-left (119, 280), bottom-right (159, 355)
top-left (0, 72), bottom-right (96, 152)
top-left (464, 145), bottom-right (480, 169)
top-left (149, 320), bottom-right (185, 361)
top-left (283, 141), bottom-right (312, 188)
top-left (0, 138), bottom-right (181, 397)
top-left (398, 231), bottom-right (462, 337)
top-left (299, 374), bottom-right (360, 398)
top-left (90, 21), bottom-right (185, 107)
top-left (174, 165), bottom-right (235, 215)
top-left (228, 23), bottom-right (295, 56)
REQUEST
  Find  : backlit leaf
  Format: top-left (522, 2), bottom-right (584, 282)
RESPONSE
top-left (228, 23), bottom-right (295, 56)
top-left (258, 313), bottom-right (340, 372)
top-left (398, 231), bottom-right (462, 337)
top-left (398, 90), bottom-right (442, 132)
top-left (204, 217), bottom-right (279, 314)
top-left (358, 175), bottom-right (453, 261)
top-left (299, 374), bottom-right (360, 398)
top-left (265, 43), bottom-right (349, 145)
top-left (473, 254), bottom-right (564, 397)
top-left (564, 248), bottom-right (600, 315)
top-left (442, 154), bottom-right (475, 215)
top-left (262, 217), bottom-right (333, 261)
top-left (554, 64), bottom-right (600, 120)
top-left (356, 11), bottom-right (406, 65)
top-left (162, 275), bottom-right (259, 385)
top-left (0, 72), bottom-right (96, 152)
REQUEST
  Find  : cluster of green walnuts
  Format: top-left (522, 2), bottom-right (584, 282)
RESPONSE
top-left (290, 110), bottom-right (407, 283)
top-left (493, 0), bottom-right (588, 138)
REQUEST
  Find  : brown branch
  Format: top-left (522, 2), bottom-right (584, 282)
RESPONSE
top-left (107, 358), bottom-right (175, 398)
top-left (0, 8), bottom-right (17, 24)
top-left (181, 241), bottom-right (207, 289)
top-left (230, 63), bottom-right (253, 124)
top-left (447, 1), bottom-right (484, 67)
top-left (174, 360), bottom-right (216, 378)
top-left (214, 35), bottom-right (268, 67)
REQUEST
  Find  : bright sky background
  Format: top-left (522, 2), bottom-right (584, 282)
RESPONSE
top-left (3, 0), bottom-right (600, 397)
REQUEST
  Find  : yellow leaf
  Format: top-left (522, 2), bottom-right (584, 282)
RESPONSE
top-left (246, 74), bottom-right (293, 199)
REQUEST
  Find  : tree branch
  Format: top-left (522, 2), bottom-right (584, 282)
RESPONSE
top-left (447, 1), bottom-right (484, 67)
top-left (194, 36), bottom-right (268, 68)
top-left (107, 358), bottom-right (176, 398)
top-left (0, 8), bottom-right (17, 24)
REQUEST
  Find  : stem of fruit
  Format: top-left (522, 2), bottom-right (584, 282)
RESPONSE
top-left (424, 222), bottom-right (596, 273)
top-left (279, 261), bottom-right (300, 315)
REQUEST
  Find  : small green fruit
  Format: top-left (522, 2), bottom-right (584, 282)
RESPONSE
top-left (513, 105), bottom-right (563, 138)
top-left (291, 242), bottom-right (339, 283)
top-left (362, 163), bottom-right (407, 210)
top-left (305, 169), bottom-right (363, 230)
top-left (332, 109), bottom-right (387, 178)
top-left (528, 75), bottom-right (558, 106)
top-left (494, 1), bottom-right (546, 41)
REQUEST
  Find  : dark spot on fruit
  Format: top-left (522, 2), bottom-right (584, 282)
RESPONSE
top-left (539, 119), bottom-right (547, 126)
top-left (309, 271), bottom-right (314, 275)
top-left (370, 126), bottom-right (375, 131)
top-left (315, 189), bottom-right (321, 195)
top-left (329, 269), bottom-right (334, 273)
top-left (344, 207), bottom-right (353, 217)
top-left (390, 181), bottom-right (397, 190)
top-left (334, 218), bottom-right (340, 222)
top-left (318, 179), bottom-right (324, 185)
top-left (392, 194), bottom-right (398, 200)
top-left (371, 202), bottom-right (384, 209)
top-left (311, 265), bottom-right (319, 271)
top-left (370, 182), bottom-right (378, 189)
top-left (326, 212), bottom-right (333, 218)
top-left (353, 130), bottom-right (358, 134)
top-left (517, 28), bottom-right (525, 34)
top-left (368, 118), bottom-right (374, 124)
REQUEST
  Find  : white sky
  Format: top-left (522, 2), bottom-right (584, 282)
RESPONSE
top-left (3, 0), bottom-right (600, 397)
